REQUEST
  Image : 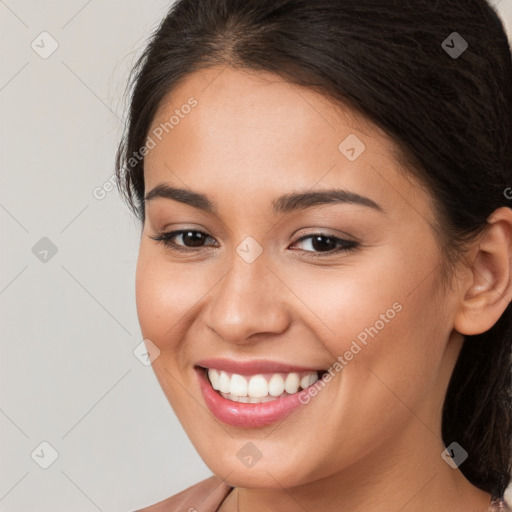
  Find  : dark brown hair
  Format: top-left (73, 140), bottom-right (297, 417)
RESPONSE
top-left (116, 0), bottom-right (512, 497)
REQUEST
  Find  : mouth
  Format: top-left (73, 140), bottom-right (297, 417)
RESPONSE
top-left (194, 359), bottom-right (329, 427)
top-left (203, 367), bottom-right (324, 403)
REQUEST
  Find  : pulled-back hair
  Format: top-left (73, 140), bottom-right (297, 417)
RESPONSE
top-left (116, 0), bottom-right (512, 497)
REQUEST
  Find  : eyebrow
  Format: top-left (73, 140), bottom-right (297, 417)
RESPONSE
top-left (144, 183), bottom-right (384, 214)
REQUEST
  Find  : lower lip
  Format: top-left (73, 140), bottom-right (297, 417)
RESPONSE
top-left (196, 367), bottom-right (314, 428)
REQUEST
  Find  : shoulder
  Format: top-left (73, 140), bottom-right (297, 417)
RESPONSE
top-left (134, 475), bottom-right (233, 512)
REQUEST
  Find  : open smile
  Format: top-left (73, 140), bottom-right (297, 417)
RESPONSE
top-left (195, 358), bottom-right (329, 427)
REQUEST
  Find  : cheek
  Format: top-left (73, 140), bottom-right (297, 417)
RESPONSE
top-left (277, 245), bottom-right (448, 397)
top-left (275, 263), bottom-right (448, 466)
top-left (135, 245), bottom-right (204, 349)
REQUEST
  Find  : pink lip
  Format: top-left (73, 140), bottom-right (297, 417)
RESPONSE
top-left (195, 357), bottom-right (323, 375)
top-left (195, 367), bottom-right (318, 428)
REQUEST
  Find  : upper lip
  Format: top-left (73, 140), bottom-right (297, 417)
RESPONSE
top-left (195, 358), bottom-right (325, 375)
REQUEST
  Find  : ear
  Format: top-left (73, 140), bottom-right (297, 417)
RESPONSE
top-left (453, 206), bottom-right (512, 336)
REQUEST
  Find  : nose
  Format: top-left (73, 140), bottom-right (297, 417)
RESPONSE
top-left (204, 251), bottom-right (292, 344)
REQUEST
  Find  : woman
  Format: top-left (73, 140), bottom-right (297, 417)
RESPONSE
top-left (116, 0), bottom-right (512, 510)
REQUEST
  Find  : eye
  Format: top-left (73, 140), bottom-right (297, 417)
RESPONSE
top-left (290, 232), bottom-right (359, 256)
top-left (150, 229), bottom-right (359, 256)
top-left (150, 229), bottom-right (218, 252)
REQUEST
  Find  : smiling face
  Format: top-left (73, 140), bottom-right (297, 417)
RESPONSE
top-left (135, 65), bottom-right (465, 491)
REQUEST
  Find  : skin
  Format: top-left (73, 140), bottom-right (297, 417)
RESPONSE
top-left (135, 65), bottom-right (512, 511)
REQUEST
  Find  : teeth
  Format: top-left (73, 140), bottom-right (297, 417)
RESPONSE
top-left (229, 374), bottom-right (248, 396)
top-left (209, 369), bottom-right (220, 390)
top-left (268, 374), bottom-right (285, 397)
top-left (284, 373), bottom-right (300, 394)
top-left (301, 372), bottom-right (318, 389)
top-left (218, 371), bottom-right (230, 393)
top-left (248, 375), bottom-right (268, 398)
top-left (207, 368), bottom-right (321, 403)
top-left (220, 391), bottom-right (288, 404)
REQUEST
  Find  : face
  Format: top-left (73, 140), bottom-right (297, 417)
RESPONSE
top-left (136, 65), bottom-right (463, 489)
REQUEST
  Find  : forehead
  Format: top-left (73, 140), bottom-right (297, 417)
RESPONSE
top-left (143, 65), bottom-right (433, 223)
top-left (145, 65), bottom-right (394, 167)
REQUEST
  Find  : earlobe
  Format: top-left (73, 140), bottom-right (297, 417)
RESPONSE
top-left (453, 206), bottom-right (512, 336)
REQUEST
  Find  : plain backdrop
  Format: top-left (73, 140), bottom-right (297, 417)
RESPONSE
top-left (1, 1), bottom-right (511, 511)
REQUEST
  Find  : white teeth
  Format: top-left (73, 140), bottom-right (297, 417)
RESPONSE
top-left (207, 368), bottom-right (321, 403)
top-left (209, 369), bottom-right (220, 390)
top-left (218, 371), bottom-right (230, 393)
top-left (220, 391), bottom-right (291, 403)
top-left (301, 372), bottom-right (319, 389)
top-left (268, 374), bottom-right (285, 397)
top-left (284, 372), bottom-right (300, 394)
top-left (300, 373), bottom-right (311, 390)
top-left (248, 375), bottom-right (268, 398)
top-left (229, 373), bottom-right (248, 396)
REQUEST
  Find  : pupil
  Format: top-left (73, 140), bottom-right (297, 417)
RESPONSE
top-left (184, 231), bottom-right (204, 247)
top-left (312, 235), bottom-right (335, 252)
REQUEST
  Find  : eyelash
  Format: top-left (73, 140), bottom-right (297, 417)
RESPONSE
top-left (150, 229), bottom-right (359, 257)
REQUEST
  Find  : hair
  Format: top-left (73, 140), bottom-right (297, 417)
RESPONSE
top-left (116, 0), bottom-right (512, 497)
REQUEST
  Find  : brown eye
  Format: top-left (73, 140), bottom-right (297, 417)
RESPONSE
top-left (290, 233), bottom-right (358, 255)
top-left (176, 230), bottom-right (209, 247)
top-left (151, 229), bottom-right (218, 251)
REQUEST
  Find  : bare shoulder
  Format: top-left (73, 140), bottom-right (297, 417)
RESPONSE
top-left (134, 475), bottom-right (233, 512)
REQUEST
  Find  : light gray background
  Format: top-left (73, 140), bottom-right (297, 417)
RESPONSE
top-left (1, 1), bottom-right (511, 511)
